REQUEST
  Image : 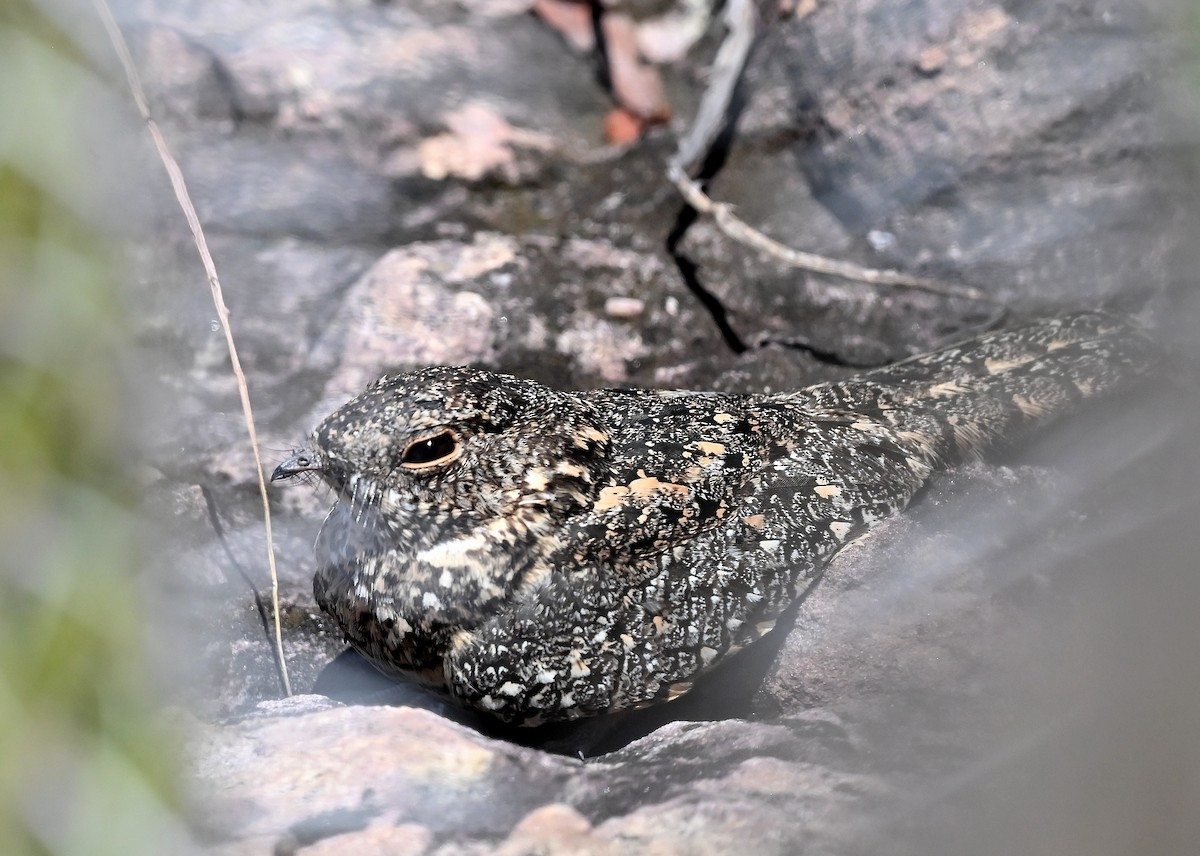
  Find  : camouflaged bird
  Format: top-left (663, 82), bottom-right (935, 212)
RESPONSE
top-left (273, 312), bottom-right (1151, 725)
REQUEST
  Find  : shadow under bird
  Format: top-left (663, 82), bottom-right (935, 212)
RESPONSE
top-left (272, 312), bottom-right (1152, 725)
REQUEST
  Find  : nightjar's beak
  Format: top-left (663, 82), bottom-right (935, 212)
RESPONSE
top-left (271, 451), bottom-right (319, 482)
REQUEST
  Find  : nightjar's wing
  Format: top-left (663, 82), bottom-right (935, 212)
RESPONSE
top-left (605, 311), bottom-right (1157, 710)
top-left (443, 387), bottom-right (763, 724)
top-left (590, 403), bottom-right (940, 713)
top-left (445, 390), bottom-right (939, 724)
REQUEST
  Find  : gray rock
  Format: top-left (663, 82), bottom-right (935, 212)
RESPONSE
top-left (104, 0), bottom-right (1198, 852)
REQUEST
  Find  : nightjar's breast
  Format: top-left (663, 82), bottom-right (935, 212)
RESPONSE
top-left (447, 395), bottom-right (939, 723)
top-left (312, 484), bottom-right (570, 690)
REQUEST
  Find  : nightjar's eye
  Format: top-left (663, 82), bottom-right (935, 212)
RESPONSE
top-left (399, 429), bottom-right (461, 470)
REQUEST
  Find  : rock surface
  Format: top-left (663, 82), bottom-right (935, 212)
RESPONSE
top-left (93, 0), bottom-right (1199, 853)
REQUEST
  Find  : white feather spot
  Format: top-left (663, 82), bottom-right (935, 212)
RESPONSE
top-left (415, 531), bottom-right (488, 568)
top-left (928, 380), bottom-right (967, 396)
top-left (985, 357), bottom-right (1025, 374)
top-left (524, 470), bottom-right (550, 490)
top-left (829, 521), bottom-right (852, 539)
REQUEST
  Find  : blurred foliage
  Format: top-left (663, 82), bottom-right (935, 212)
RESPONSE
top-left (0, 2), bottom-right (184, 854)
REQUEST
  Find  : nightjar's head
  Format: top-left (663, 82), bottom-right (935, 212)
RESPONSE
top-left (276, 366), bottom-right (610, 518)
top-left (272, 366), bottom-right (610, 674)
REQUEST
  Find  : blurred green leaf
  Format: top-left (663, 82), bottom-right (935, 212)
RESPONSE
top-left (0, 3), bottom-right (183, 854)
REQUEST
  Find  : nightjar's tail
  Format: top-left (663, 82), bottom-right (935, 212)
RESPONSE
top-left (850, 312), bottom-right (1155, 463)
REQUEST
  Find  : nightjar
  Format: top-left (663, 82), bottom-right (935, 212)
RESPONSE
top-left (273, 312), bottom-right (1151, 725)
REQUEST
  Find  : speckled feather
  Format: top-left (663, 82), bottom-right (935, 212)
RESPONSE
top-left (274, 312), bottom-right (1152, 725)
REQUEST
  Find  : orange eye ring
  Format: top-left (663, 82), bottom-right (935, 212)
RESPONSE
top-left (399, 429), bottom-right (461, 470)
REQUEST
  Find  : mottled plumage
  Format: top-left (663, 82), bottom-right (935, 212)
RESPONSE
top-left (273, 312), bottom-right (1151, 725)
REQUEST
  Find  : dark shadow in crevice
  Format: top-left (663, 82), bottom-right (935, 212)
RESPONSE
top-left (759, 333), bottom-right (894, 369)
top-left (667, 211), bottom-right (748, 354)
top-left (666, 92), bottom-right (750, 355)
top-left (588, 0), bottom-right (613, 96)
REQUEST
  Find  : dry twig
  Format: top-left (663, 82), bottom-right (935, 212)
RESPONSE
top-left (92, 0), bottom-right (292, 695)
top-left (668, 0), bottom-right (995, 305)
